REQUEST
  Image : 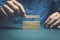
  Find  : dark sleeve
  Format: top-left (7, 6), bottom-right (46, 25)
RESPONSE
top-left (52, 0), bottom-right (60, 12)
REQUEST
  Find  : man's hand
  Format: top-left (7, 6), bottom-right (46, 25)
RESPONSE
top-left (0, 0), bottom-right (26, 18)
top-left (45, 12), bottom-right (60, 29)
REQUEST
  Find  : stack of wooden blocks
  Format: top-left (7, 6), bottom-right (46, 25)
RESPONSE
top-left (23, 15), bottom-right (40, 29)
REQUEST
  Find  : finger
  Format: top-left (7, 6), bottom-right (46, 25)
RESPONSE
top-left (45, 12), bottom-right (59, 27)
top-left (57, 25), bottom-right (60, 29)
top-left (48, 14), bottom-right (60, 25)
top-left (50, 19), bottom-right (60, 28)
top-left (6, 1), bottom-right (20, 16)
top-left (45, 12), bottom-right (59, 24)
top-left (0, 8), bottom-right (4, 20)
top-left (8, 0), bottom-right (16, 1)
top-left (0, 8), bottom-right (8, 17)
top-left (0, 8), bottom-right (8, 21)
top-left (3, 4), bottom-right (15, 17)
top-left (12, 0), bottom-right (26, 17)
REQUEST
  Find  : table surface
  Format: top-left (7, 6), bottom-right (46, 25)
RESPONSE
top-left (0, 24), bottom-right (60, 40)
top-left (0, 16), bottom-right (60, 40)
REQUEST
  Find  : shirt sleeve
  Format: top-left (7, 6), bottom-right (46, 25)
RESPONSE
top-left (53, 0), bottom-right (60, 12)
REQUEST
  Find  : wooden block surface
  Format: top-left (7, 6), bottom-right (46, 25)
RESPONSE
top-left (25, 15), bottom-right (40, 18)
top-left (23, 21), bottom-right (40, 29)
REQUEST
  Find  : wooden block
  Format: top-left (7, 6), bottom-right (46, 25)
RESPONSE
top-left (23, 21), bottom-right (40, 29)
top-left (25, 15), bottom-right (40, 18)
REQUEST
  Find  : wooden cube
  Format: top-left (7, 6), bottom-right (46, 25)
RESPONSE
top-left (23, 21), bottom-right (40, 29)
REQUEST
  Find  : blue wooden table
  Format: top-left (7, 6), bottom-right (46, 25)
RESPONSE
top-left (0, 16), bottom-right (60, 40)
top-left (0, 23), bottom-right (60, 40)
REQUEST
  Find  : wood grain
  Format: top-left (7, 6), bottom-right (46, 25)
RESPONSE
top-left (23, 15), bottom-right (40, 29)
top-left (25, 15), bottom-right (40, 18)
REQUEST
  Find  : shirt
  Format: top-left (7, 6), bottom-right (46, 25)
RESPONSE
top-left (0, 0), bottom-right (60, 24)
top-left (16, 0), bottom-right (60, 23)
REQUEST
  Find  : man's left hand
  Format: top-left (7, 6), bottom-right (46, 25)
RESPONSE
top-left (45, 12), bottom-right (60, 28)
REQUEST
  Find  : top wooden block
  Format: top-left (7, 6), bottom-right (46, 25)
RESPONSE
top-left (25, 15), bottom-right (40, 18)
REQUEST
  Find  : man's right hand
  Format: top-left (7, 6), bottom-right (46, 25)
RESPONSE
top-left (0, 0), bottom-right (26, 18)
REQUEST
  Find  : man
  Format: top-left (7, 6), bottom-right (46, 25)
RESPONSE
top-left (0, 0), bottom-right (60, 28)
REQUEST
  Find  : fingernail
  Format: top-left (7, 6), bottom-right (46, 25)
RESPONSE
top-left (46, 25), bottom-right (49, 27)
top-left (24, 14), bottom-right (26, 17)
top-left (50, 26), bottom-right (53, 28)
top-left (58, 26), bottom-right (60, 29)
